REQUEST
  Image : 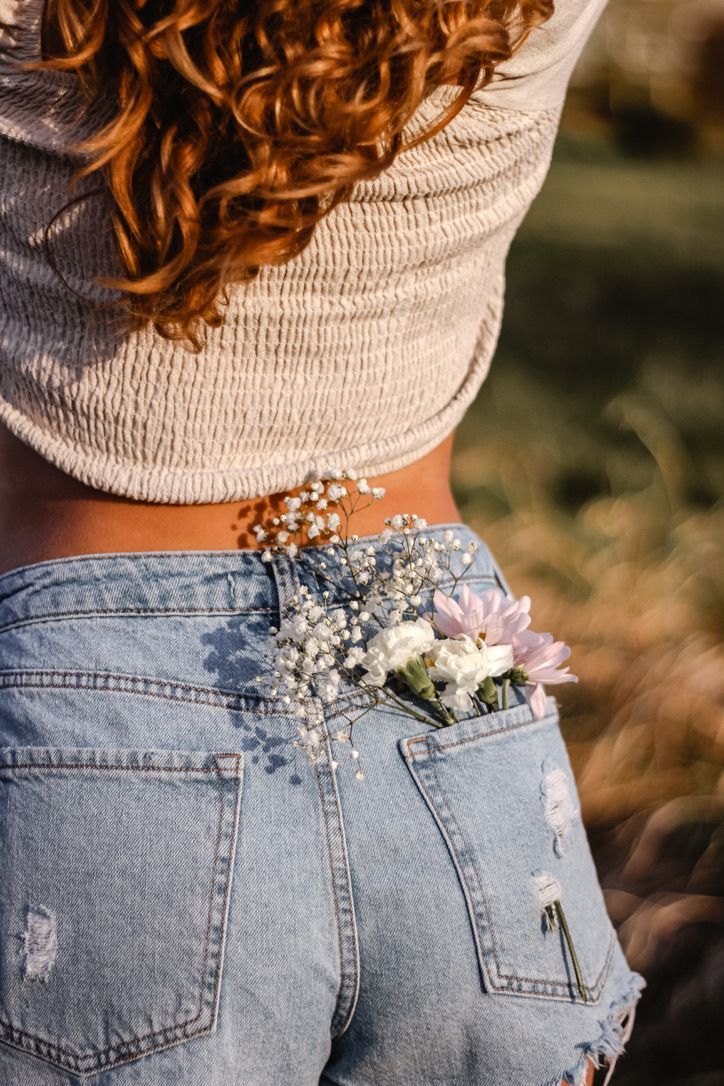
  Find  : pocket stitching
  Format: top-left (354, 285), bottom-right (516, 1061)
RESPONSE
top-left (402, 717), bottom-right (616, 1003)
top-left (0, 606), bottom-right (276, 635)
top-left (405, 701), bottom-right (551, 756)
top-left (0, 668), bottom-right (286, 714)
top-left (0, 751), bottom-right (243, 1073)
top-left (426, 747), bottom-right (614, 998)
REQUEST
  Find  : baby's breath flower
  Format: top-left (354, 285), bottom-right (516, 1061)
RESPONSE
top-left (257, 466), bottom-right (577, 767)
top-left (343, 646), bottom-right (366, 668)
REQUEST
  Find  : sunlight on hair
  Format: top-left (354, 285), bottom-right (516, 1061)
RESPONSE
top-left (28, 0), bottom-right (554, 349)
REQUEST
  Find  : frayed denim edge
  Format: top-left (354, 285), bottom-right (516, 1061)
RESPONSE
top-left (538, 972), bottom-right (646, 1086)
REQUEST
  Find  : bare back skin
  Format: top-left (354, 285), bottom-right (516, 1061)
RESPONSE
top-left (0, 423), bottom-right (462, 576)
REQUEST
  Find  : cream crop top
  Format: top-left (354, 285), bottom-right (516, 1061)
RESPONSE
top-left (0, 0), bottom-right (607, 504)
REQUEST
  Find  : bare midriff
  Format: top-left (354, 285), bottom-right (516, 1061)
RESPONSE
top-left (0, 422), bottom-right (462, 578)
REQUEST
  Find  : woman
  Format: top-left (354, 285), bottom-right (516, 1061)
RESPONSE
top-left (0, 2), bottom-right (644, 1084)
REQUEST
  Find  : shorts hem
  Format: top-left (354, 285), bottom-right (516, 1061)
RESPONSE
top-left (539, 971), bottom-right (646, 1086)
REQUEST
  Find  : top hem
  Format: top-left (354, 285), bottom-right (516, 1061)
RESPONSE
top-left (0, 396), bottom-right (475, 505)
top-left (0, 299), bottom-right (500, 503)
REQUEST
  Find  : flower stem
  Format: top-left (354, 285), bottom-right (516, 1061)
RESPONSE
top-left (434, 697), bottom-right (457, 727)
top-left (377, 684), bottom-right (446, 728)
top-left (501, 677), bottom-right (510, 709)
top-left (554, 900), bottom-right (588, 1003)
top-left (473, 692), bottom-right (490, 715)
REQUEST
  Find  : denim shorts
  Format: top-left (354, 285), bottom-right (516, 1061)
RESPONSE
top-left (0, 522), bottom-right (644, 1086)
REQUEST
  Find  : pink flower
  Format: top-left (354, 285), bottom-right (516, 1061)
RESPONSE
top-left (528, 683), bottom-right (549, 720)
top-left (512, 628), bottom-right (578, 719)
top-left (432, 584), bottom-right (532, 645)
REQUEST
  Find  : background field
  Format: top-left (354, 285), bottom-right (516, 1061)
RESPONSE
top-left (452, 4), bottom-right (723, 1081)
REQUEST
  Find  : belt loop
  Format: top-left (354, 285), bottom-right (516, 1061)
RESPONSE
top-left (268, 551), bottom-right (302, 623)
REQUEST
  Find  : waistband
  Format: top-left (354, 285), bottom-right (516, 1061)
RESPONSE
top-left (0, 522), bottom-right (513, 627)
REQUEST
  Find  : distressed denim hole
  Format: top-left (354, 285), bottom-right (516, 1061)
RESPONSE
top-left (21, 906), bottom-right (58, 982)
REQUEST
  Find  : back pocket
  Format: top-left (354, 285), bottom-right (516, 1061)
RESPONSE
top-left (0, 746), bottom-right (243, 1075)
top-left (399, 696), bottom-right (615, 1004)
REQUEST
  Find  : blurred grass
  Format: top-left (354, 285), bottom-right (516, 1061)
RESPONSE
top-left (452, 131), bottom-right (724, 1085)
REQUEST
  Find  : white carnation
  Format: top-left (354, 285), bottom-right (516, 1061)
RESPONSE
top-left (426, 636), bottom-right (515, 708)
top-left (427, 635), bottom-right (490, 694)
top-left (357, 617), bottom-right (436, 687)
top-left (439, 686), bottom-right (478, 711)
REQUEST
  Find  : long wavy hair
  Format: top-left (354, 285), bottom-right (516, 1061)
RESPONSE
top-left (31, 0), bottom-right (554, 349)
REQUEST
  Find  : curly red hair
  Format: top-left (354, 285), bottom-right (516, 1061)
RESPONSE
top-left (31, 0), bottom-right (554, 349)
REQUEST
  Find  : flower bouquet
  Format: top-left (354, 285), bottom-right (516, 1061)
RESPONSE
top-left (254, 470), bottom-right (577, 776)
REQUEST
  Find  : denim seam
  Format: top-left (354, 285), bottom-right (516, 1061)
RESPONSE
top-left (405, 706), bottom-right (555, 755)
top-left (403, 736), bottom-right (613, 1003)
top-left (0, 549), bottom-right (278, 581)
top-left (1, 762), bottom-right (234, 773)
top-left (0, 669), bottom-right (311, 714)
top-left (0, 753), bottom-right (244, 1073)
top-left (313, 737), bottom-right (361, 1038)
top-left (269, 552), bottom-right (361, 1029)
top-left (207, 752), bottom-right (245, 1033)
top-left (0, 607), bottom-right (273, 633)
top-left (0, 1025), bottom-right (223, 1079)
top-left (269, 549), bottom-right (361, 1036)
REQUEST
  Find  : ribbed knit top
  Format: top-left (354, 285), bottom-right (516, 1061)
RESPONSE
top-left (0, 0), bottom-right (606, 504)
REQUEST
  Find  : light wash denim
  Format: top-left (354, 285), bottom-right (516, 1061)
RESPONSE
top-left (0, 523), bottom-right (644, 1085)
